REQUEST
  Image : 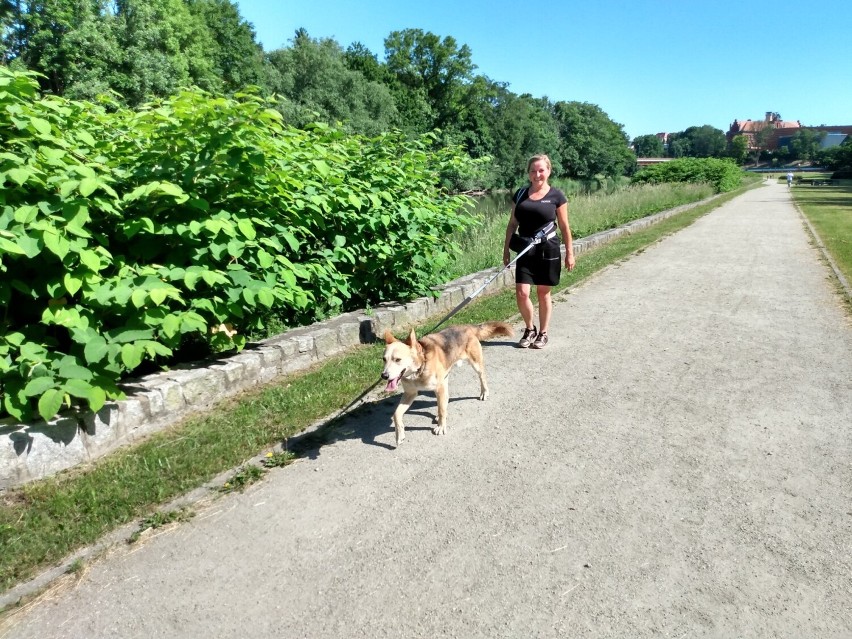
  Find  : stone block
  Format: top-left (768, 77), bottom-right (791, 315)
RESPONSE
top-left (230, 351), bottom-right (263, 384)
top-left (335, 320), bottom-right (362, 348)
top-left (1, 416), bottom-right (86, 488)
top-left (280, 350), bottom-right (315, 375)
top-left (168, 368), bottom-right (225, 408)
top-left (311, 327), bottom-right (341, 358)
top-left (404, 299), bottom-right (429, 324)
top-left (370, 309), bottom-right (396, 339)
top-left (208, 360), bottom-right (248, 389)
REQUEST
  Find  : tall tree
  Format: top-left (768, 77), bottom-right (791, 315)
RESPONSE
top-left (728, 134), bottom-right (749, 164)
top-left (112, 0), bottom-right (219, 105)
top-left (488, 90), bottom-right (562, 187)
top-left (632, 134), bottom-right (664, 157)
top-left (553, 101), bottom-right (634, 180)
top-left (185, 0), bottom-right (266, 93)
top-left (265, 30), bottom-right (397, 135)
top-left (343, 41), bottom-right (387, 83)
top-left (2, 0), bottom-right (120, 97)
top-left (1, 0), bottom-right (15, 62)
top-left (383, 28), bottom-right (475, 132)
top-left (787, 128), bottom-right (825, 162)
top-left (668, 125), bottom-right (727, 158)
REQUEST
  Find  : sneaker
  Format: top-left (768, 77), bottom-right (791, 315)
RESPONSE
top-left (530, 331), bottom-right (548, 349)
top-left (518, 326), bottom-right (537, 348)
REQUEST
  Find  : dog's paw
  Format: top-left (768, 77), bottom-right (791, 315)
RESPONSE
top-left (479, 390), bottom-right (489, 401)
top-left (432, 424), bottom-right (447, 436)
top-left (395, 432), bottom-right (405, 447)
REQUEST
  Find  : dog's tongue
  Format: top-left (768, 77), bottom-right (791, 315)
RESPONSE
top-left (385, 377), bottom-right (400, 392)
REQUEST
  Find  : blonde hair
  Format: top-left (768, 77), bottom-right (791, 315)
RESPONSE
top-left (527, 154), bottom-right (552, 171)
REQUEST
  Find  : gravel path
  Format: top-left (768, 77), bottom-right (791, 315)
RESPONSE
top-left (5, 181), bottom-right (851, 638)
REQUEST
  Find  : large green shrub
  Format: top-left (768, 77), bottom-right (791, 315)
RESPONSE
top-left (0, 69), bottom-right (475, 422)
top-left (631, 157), bottom-right (743, 193)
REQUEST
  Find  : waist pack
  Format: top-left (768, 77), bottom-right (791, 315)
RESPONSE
top-left (509, 221), bottom-right (557, 254)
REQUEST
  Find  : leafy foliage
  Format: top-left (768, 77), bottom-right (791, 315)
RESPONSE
top-left (265, 30), bottom-right (398, 136)
top-left (0, 69), bottom-right (475, 422)
top-left (667, 125), bottom-right (728, 159)
top-left (554, 101), bottom-right (636, 180)
top-left (632, 134), bottom-right (664, 158)
top-left (630, 157), bottom-right (743, 193)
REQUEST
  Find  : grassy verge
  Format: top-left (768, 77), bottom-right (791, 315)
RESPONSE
top-left (790, 180), bottom-right (852, 290)
top-left (0, 185), bottom-right (751, 602)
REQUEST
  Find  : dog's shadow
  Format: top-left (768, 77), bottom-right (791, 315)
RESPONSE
top-left (285, 391), bottom-right (483, 460)
top-left (284, 339), bottom-right (517, 460)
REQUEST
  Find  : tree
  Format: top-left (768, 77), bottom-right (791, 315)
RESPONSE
top-left (1, 0), bottom-right (15, 62)
top-left (817, 136), bottom-right (852, 170)
top-left (787, 128), bottom-right (825, 162)
top-left (632, 134), bottom-right (664, 157)
top-left (728, 134), bottom-right (749, 164)
top-left (2, 0), bottom-right (121, 98)
top-left (185, 0), bottom-right (266, 93)
top-left (553, 101), bottom-right (635, 180)
top-left (487, 90), bottom-right (562, 187)
top-left (343, 41), bottom-right (387, 83)
top-left (265, 30), bottom-right (397, 135)
top-left (667, 125), bottom-right (727, 158)
top-left (384, 28), bottom-right (476, 132)
top-left (112, 0), bottom-right (221, 105)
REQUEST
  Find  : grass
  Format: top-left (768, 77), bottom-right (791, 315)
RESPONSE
top-left (0, 182), bottom-right (755, 603)
top-left (447, 182), bottom-right (716, 279)
top-left (790, 180), bottom-right (852, 288)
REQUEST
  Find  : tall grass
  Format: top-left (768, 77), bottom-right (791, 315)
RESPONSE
top-left (446, 182), bottom-right (715, 279)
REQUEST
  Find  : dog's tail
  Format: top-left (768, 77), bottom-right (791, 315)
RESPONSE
top-left (475, 321), bottom-right (514, 341)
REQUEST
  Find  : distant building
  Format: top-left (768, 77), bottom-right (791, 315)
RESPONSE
top-left (726, 112), bottom-right (800, 150)
top-left (727, 112), bottom-right (852, 151)
top-left (655, 132), bottom-right (669, 154)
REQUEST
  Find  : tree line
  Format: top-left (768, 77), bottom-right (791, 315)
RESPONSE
top-left (632, 121), bottom-right (852, 169)
top-left (1, 0), bottom-right (646, 188)
top-left (14, 1), bottom-right (833, 185)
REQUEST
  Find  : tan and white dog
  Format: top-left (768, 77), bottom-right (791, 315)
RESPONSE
top-left (381, 322), bottom-right (513, 446)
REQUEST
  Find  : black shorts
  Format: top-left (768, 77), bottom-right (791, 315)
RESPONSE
top-left (515, 239), bottom-right (561, 286)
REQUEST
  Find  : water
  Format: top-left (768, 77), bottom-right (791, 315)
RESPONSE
top-left (468, 192), bottom-right (511, 220)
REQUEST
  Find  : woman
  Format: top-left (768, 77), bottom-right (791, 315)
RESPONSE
top-left (502, 154), bottom-right (575, 349)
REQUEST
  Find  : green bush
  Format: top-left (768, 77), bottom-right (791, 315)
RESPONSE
top-left (0, 69), bottom-right (475, 422)
top-left (630, 157), bottom-right (743, 193)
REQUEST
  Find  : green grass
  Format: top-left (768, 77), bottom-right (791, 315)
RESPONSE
top-left (791, 180), bottom-right (852, 290)
top-left (0, 183), bottom-right (754, 602)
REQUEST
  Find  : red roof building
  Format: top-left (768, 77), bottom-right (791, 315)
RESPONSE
top-left (727, 112), bottom-right (800, 150)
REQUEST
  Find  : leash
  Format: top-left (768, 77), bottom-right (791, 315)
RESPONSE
top-left (426, 220), bottom-right (557, 334)
top-left (330, 220), bottom-right (557, 422)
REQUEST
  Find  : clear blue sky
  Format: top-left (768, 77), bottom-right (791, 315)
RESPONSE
top-left (234, 0), bottom-right (852, 141)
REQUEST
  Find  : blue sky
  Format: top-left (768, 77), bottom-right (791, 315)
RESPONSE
top-left (234, 0), bottom-right (852, 141)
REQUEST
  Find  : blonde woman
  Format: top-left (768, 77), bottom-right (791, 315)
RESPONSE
top-left (502, 155), bottom-right (575, 348)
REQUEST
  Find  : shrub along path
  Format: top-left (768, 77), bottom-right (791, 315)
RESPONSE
top-left (4, 181), bottom-right (852, 637)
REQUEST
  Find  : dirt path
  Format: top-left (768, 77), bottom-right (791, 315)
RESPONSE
top-left (5, 182), bottom-right (852, 638)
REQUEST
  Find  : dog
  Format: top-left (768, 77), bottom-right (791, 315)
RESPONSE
top-left (381, 322), bottom-right (513, 446)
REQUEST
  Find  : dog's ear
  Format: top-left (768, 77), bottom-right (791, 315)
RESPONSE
top-left (383, 329), bottom-right (396, 345)
top-left (406, 328), bottom-right (418, 348)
